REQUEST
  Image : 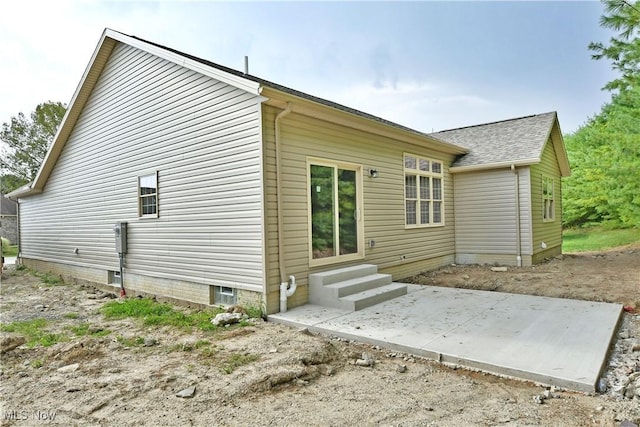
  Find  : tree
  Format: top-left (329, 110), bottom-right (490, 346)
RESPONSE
top-left (562, 0), bottom-right (640, 228)
top-left (589, 0), bottom-right (640, 91)
top-left (563, 83), bottom-right (640, 228)
top-left (0, 101), bottom-right (66, 193)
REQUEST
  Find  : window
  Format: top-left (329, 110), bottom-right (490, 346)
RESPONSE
top-left (404, 154), bottom-right (443, 227)
top-left (542, 176), bottom-right (555, 221)
top-left (212, 286), bottom-right (237, 306)
top-left (138, 172), bottom-right (158, 217)
top-left (108, 270), bottom-right (121, 285)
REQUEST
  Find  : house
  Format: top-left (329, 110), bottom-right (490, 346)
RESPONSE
top-left (9, 29), bottom-right (570, 314)
top-left (0, 193), bottom-right (18, 245)
top-left (432, 112), bottom-right (569, 266)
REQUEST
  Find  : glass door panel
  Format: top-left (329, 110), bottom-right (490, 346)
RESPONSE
top-left (310, 162), bottom-right (361, 262)
top-left (338, 169), bottom-right (357, 255)
top-left (310, 165), bottom-right (335, 259)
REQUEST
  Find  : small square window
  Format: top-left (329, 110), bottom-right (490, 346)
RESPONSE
top-left (139, 172), bottom-right (158, 218)
top-left (108, 270), bottom-right (121, 285)
top-left (212, 286), bottom-right (237, 306)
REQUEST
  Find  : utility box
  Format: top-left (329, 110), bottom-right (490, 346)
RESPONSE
top-left (113, 222), bottom-right (128, 254)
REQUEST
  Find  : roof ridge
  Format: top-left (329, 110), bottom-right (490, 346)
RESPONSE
top-left (124, 33), bottom-right (452, 142)
top-left (433, 111), bottom-right (556, 134)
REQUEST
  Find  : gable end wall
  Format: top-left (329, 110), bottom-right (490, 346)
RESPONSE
top-left (530, 139), bottom-right (563, 262)
top-left (18, 42), bottom-right (265, 305)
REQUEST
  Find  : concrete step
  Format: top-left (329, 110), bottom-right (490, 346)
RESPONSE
top-left (310, 273), bottom-right (392, 307)
top-left (341, 283), bottom-right (408, 311)
top-left (309, 264), bottom-right (378, 287)
top-left (327, 273), bottom-right (392, 297)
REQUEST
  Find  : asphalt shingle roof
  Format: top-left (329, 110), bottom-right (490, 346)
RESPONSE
top-left (431, 112), bottom-right (557, 168)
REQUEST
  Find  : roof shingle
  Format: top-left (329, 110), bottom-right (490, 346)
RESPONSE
top-left (431, 112), bottom-right (557, 168)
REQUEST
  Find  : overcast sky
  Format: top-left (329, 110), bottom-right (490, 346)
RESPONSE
top-left (0, 1), bottom-right (616, 135)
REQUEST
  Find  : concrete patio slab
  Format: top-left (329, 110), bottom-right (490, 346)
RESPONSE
top-left (269, 285), bottom-right (623, 393)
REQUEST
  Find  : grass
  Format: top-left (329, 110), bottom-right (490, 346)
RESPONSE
top-left (168, 339), bottom-right (217, 357)
top-left (116, 335), bottom-right (146, 347)
top-left (68, 322), bottom-right (111, 337)
top-left (220, 352), bottom-right (259, 374)
top-left (1, 319), bottom-right (67, 347)
top-left (36, 272), bottom-right (64, 286)
top-left (1, 245), bottom-right (18, 257)
top-left (101, 298), bottom-right (246, 331)
top-left (562, 226), bottom-right (640, 253)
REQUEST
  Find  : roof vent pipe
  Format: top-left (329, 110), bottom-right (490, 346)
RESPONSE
top-left (244, 56), bottom-right (249, 75)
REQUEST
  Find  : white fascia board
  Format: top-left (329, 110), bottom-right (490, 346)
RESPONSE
top-left (449, 158), bottom-right (541, 173)
top-left (105, 29), bottom-right (261, 96)
top-left (7, 184), bottom-right (41, 199)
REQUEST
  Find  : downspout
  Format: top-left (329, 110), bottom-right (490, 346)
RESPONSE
top-left (511, 164), bottom-right (522, 267)
top-left (275, 103), bottom-right (297, 312)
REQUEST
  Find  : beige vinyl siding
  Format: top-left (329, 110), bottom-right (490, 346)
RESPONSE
top-left (530, 139), bottom-right (563, 260)
top-left (263, 105), bottom-right (456, 313)
top-left (19, 42), bottom-right (265, 303)
top-left (453, 168), bottom-right (532, 266)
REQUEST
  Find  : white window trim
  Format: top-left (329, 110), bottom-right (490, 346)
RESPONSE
top-left (306, 157), bottom-right (365, 267)
top-left (542, 175), bottom-right (555, 222)
top-left (138, 171), bottom-right (159, 219)
top-left (403, 153), bottom-right (445, 228)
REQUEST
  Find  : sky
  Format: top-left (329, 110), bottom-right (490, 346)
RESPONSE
top-left (0, 1), bottom-right (618, 135)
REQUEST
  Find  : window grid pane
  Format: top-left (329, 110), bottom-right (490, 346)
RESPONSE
top-left (405, 175), bottom-right (417, 199)
top-left (404, 155), bottom-right (417, 169)
top-left (433, 202), bottom-right (442, 223)
top-left (406, 200), bottom-right (417, 225)
top-left (419, 176), bottom-right (430, 199)
top-left (420, 201), bottom-right (430, 224)
top-left (432, 178), bottom-right (442, 200)
top-left (432, 162), bottom-right (442, 174)
top-left (419, 159), bottom-right (429, 172)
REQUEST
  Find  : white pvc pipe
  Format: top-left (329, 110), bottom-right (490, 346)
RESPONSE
top-left (275, 104), bottom-right (293, 312)
top-left (512, 164), bottom-right (523, 267)
top-left (279, 275), bottom-right (297, 313)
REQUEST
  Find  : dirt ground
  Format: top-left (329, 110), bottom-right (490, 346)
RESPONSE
top-left (1, 245), bottom-right (639, 426)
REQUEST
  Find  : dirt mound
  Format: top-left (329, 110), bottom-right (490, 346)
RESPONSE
top-left (1, 247), bottom-right (639, 426)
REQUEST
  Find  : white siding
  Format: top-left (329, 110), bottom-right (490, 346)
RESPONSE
top-left (19, 43), bottom-right (265, 296)
top-left (454, 167), bottom-right (532, 265)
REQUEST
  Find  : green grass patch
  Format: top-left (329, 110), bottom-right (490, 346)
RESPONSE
top-left (101, 298), bottom-right (229, 331)
top-left (1, 319), bottom-right (67, 347)
top-left (67, 323), bottom-right (110, 337)
top-left (168, 339), bottom-right (215, 355)
top-left (1, 245), bottom-right (18, 257)
top-left (116, 335), bottom-right (145, 347)
top-left (562, 227), bottom-right (640, 253)
top-left (63, 312), bottom-right (79, 319)
top-left (220, 352), bottom-right (259, 374)
top-left (36, 272), bottom-right (64, 286)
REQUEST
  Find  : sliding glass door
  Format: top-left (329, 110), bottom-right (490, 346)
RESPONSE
top-left (309, 160), bottom-right (363, 265)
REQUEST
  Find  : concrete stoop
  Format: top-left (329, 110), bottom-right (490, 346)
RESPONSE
top-left (309, 264), bottom-right (407, 311)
